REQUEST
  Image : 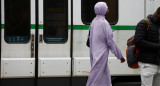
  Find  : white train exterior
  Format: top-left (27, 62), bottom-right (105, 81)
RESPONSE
top-left (0, 0), bottom-right (160, 86)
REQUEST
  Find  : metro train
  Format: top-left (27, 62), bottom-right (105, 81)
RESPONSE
top-left (0, 0), bottom-right (160, 86)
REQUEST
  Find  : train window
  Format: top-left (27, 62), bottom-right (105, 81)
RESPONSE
top-left (4, 0), bottom-right (30, 43)
top-left (82, 0), bottom-right (118, 25)
top-left (44, 0), bottom-right (68, 43)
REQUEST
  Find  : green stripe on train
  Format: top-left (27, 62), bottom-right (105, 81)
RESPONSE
top-left (1, 24), bottom-right (4, 29)
top-left (1, 24), bottom-right (136, 30)
top-left (1, 24), bottom-right (37, 29)
top-left (69, 25), bottom-right (136, 30)
top-left (39, 25), bottom-right (136, 30)
top-left (1, 24), bottom-right (43, 29)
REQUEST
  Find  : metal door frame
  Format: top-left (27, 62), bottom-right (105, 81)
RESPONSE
top-left (0, 0), bottom-right (2, 83)
top-left (35, 0), bottom-right (38, 86)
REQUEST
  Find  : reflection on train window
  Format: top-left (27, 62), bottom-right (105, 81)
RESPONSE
top-left (44, 0), bottom-right (68, 43)
top-left (82, 0), bottom-right (118, 25)
top-left (5, 0), bottom-right (30, 43)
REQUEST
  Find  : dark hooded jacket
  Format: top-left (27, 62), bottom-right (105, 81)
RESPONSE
top-left (135, 15), bottom-right (160, 65)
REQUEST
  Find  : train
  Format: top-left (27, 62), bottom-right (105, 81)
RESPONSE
top-left (0, 0), bottom-right (160, 86)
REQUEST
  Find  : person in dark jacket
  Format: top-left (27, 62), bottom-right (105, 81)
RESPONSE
top-left (135, 7), bottom-right (160, 86)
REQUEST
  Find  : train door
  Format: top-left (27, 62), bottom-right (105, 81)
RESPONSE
top-left (146, 0), bottom-right (160, 16)
top-left (1, 0), bottom-right (35, 86)
top-left (38, 0), bottom-right (71, 86)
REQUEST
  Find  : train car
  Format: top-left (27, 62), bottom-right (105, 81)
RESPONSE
top-left (0, 0), bottom-right (160, 86)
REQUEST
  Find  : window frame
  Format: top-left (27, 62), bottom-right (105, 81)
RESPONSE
top-left (4, 0), bottom-right (31, 43)
top-left (43, 0), bottom-right (68, 44)
top-left (81, 0), bottom-right (119, 25)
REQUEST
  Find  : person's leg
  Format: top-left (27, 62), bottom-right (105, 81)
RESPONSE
top-left (138, 62), bottom-right (158, 86)
top-left (153, 65), bottom-right (160, 86)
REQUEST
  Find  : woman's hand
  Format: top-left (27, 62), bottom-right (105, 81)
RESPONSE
top-left (120, 57), bottom-right (125, 63)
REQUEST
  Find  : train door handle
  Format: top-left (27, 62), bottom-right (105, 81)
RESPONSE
top-left (39, 34), bottom-right (43, 43)
top-left (31, 34), bottom-right (34, 58)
